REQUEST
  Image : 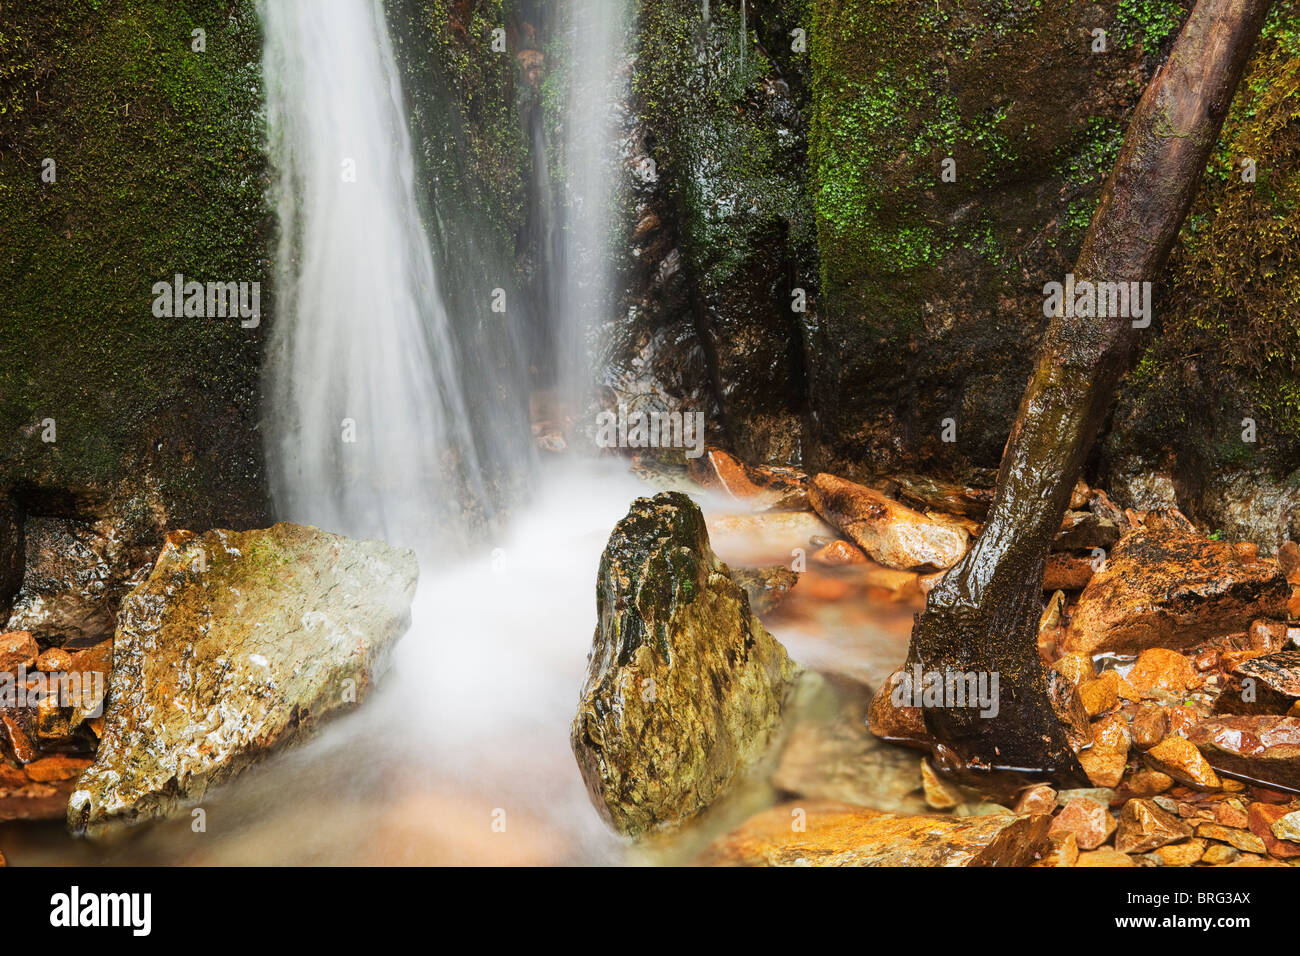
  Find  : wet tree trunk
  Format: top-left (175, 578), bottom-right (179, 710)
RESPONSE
top-left (908, 0), bottom-right (1275, 785)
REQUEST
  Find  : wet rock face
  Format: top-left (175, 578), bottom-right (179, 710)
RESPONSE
top-left (571, 492), bottom-right (798, 837)
top-left (68, 524), bottom-right (418, 835)
top-left (699, 800), bottom-right (1051, 867)
top-left (1062, 518), bottom-right (1290, 655)
top-left (5, 516), bottom-right (154, 647)
top-left (0, 499), bottom-right (22, 622)
top-left (632, 0), bottom-right (817, 465)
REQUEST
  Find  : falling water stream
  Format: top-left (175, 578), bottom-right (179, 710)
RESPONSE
top-left (0, 0), bottom-right (916, 865)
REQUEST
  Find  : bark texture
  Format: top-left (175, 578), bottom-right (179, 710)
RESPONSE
top-left (908, 0), bottom-right (1276, 783)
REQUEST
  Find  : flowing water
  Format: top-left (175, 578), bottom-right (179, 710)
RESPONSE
top-left (0, 0), bottom-right (919, 865)
top-left (261, 0), bottom-right (493, 552)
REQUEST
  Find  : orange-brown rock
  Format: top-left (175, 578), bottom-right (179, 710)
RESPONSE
top-left (1196, 822), bottom-right (1266, 854)
top-left (698, 801), bottom-right (1050, 867)
top-left (23, 755), bottom-right (91, 783)
top-left (1215, 649), bottom-right (1300, 717)
top-left (1145, 736), bottom-right (1221, 790)
top-left (0, 714), bottom-right (36, 763)
top-left (33, 647), bottom-right (73, 673)
top-left (1247, 802), bottom-right (1300, 859)
top-left (1150, 838), bottom-right (1206, 865)
top-left (1132, 704), bottom-right (1169, 749)
top-left (889, 474), bottom-right (993, 520)
top-left (1014, 784), bottom-right (1058, 816)
top-left (1126, 648), bottom-right (1201, 696)
top-left (1033, 831), bottom-right (1079, 867)
top-left (1043, 553), bottom-right (1095, 591)
top-left (0, 632), bottom-right (38, 673)
top-left (812, 539), bottom-right (868, 565)
top-left (1052, 652), bottom-right (1096, 687)
top-left (1115, 798), bottom-right (1193, 853)
top-left (1076, 847), bottom-right (1135, 867)
top-left (1048, 798), bottom-right (1117, 850)
top-left (920, 759), bottom-right (963, 810)
top-left (687, 449), bottom-right (807, 510)
top-left (1186, 715), bottom-right (1300, 791)
top-left (807, 474), bottom-right (968, 571)
top-left (1122, 770), bottom-right (1174, 797)
top-left (866, 670), bottom-right (928, 748)
top-left (1061, 521), bottom-right (1290, 655)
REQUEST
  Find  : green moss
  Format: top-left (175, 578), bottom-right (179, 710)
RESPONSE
top-left (1112, 13), bottom-right (1300, 476)
top-left (0, 0), bottom-right (269, 526)
top-left (1115, 0), bottom-right (1188, 52)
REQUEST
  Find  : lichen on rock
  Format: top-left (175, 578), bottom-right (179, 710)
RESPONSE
top-left (67, 523), bottom-right (418, 835)
top-left (571, 491), bottom-right (799, 837)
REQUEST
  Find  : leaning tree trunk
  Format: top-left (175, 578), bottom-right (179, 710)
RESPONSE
top-left (908, 0), bottom-right (1275, 784)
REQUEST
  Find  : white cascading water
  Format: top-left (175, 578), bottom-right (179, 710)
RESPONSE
top-left (261, 0), bottom-right (483, 553)
top-left (239, 0), bottom-right (638, 864)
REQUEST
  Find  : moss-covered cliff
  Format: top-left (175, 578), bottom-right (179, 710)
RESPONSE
top-left (0, 0), bottom-right (270, 531)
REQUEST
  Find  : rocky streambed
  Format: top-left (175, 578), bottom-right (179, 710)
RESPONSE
top-left (571, 448), bottom-right (1300, 867)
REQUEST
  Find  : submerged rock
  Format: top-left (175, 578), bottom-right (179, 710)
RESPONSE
top-left (68, 523), bottom-right (418, 834)
top-left (728, 565), bottom-right (799, 616)
top-left (571, 493), bottom-right (799, 837)
top-left (807, 473), bottom-right (967, 571)
top-left (699, 800), bottom-right (1049, 867)
top-left (1062, 516), bottom-right (1290, 655)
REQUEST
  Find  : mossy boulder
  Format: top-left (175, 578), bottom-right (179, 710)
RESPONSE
top-left (571, 491), bottom-right (799, 837)
top-left (67, 523), bottom-right (418, 834)
top-left (0, 0), bottom-right (272, 533)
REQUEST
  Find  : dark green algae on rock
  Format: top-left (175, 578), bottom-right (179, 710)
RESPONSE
top-left (572, 492), bottom-right (800, 838)
top-left (67, 523), bottom-right (418, 836)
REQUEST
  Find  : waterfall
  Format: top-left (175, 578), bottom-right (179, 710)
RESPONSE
top-left (260, 0), bottom-right (488, 553)
top-left (552, 0), bottom-right (631, 420)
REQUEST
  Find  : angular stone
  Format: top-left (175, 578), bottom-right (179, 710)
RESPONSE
top-left (1246, 803), bottom-right (1300, 859)
top-left (1033, 831), bottom-right (1078, 867)
top-left (1079, 675), bottom-right (1118, 717)
top-left (1196, 822), bottom-right (1266, 854)
top-left (1215, 649), bottom-right (1300, 717)
top-left (1048, 798), bottom-right (1117, 850)
top-left (866, 669), bottom-right (929, 748)
top-left (1014, 784), bottom-right (1058, 816)
top-left (24, 755), bottom-right (90, 783)
top-left (921, 758), bottom-right (963, 810)
top-left (69, 523), bottom-right (418, 834)
top-left (1126, 648), bottom-right (1201, 696)
top-left (1115, 798), bottom-right (1193, 854)
top-left (1132, 704), bottom-right (1169, 749)
top-left (1186, 715), bottom-right (1300, 791)
top-left (1043, 553), bottom-right (1096, 591)
top-left (1145, 736), bottom-right (1221, 790)
top-left (1150, 838), bottom-right (1206, 866)
top-left (1201, 844), bottom-right (1239, 865)
top-left (1076, 847), bottom-right (1135, 867)
top-left (1052, 652), bottom-right (1096, 687)
top-left (812, 540), bottom-right (868, 566)
top-left (1080, 746), bottom-right (1128, 789)
top-left (698, 800), bottom-right (1050, 867)
top-left (573, 494), bottom-right (798, 837)
top-left (807, 474), bottom-right (967, 571)
top-left (1062, 521), bottom-right (1290, 655)
top-left (1123, 770), bottom-right (1174, 797)
top-left (0, 632), bottom-right (38, 673)
top-left (1054, 511), bottom-right (1120, 552)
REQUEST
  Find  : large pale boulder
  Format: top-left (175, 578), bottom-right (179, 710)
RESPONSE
top-left (68, 523), bottom-right (417, 834)
top-left (571, 493), bottom-right (798, 837)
